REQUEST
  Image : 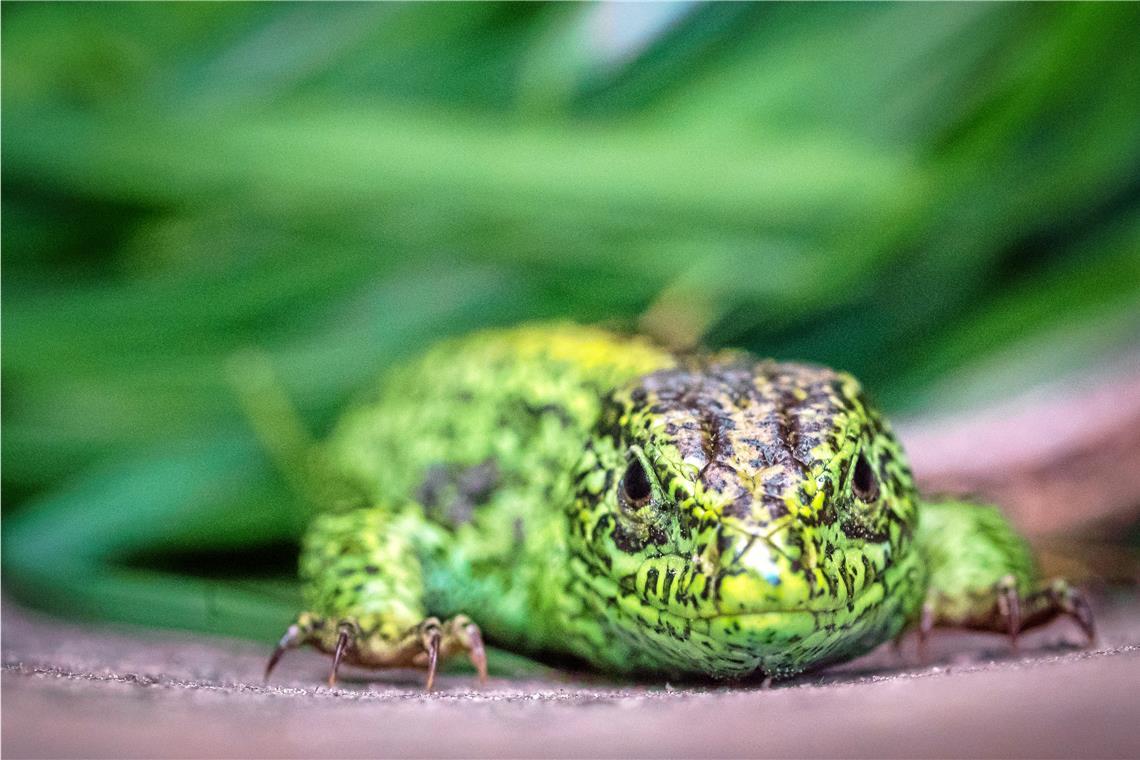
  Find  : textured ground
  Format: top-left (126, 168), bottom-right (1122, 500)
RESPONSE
top-left (3, 594), bottom-right (1140, 759)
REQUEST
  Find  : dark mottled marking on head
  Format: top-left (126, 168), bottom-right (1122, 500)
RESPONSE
top-left (611, 522), bottom-right (641, 553)
top-left (729, 490), bottom-right (752, 520)
top-left (767, 498), bottom-right (790, 520)
top-left (817, 497), bottom-right (838, 526)
top-left (701, 462), bottom-right (737, 494)
top-left (615, 359), bottom-right (862, 529)
top-left (841, 513), bottom-right (890, 544)
top-left (819, 474), bottom-right (836, 501)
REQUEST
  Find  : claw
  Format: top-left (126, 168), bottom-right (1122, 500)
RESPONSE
top-left (264, 624), bottom-right (302, 682)
top-left (997, 575), bottom-right (1021, 653)
top-left (424, 627), bottom-right (442, 691)
top-left (328, 623), bottom-right (353, 687)
top-left (465, 622), bottom-right (488, 684)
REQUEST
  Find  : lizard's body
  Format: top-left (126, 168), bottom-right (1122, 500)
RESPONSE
top-left (273, 324), bottom-right (1093, 683)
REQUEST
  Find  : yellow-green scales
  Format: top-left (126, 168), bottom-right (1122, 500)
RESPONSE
top-left (271, 324), bottom-right (1093, 684)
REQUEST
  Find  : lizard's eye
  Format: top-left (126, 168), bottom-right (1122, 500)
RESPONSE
top-left (852, 452), bottom-right (879, 502)
top-left (621, 458), bottom-right (653, 504)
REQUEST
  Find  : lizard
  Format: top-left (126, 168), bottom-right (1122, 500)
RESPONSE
top-left (261, 323), bottom-right (1095, 687)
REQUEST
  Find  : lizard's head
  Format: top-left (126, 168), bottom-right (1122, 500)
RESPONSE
top-left (570, 358), bottom-right (924, 678)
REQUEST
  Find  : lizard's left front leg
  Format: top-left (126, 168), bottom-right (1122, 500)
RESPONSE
top-left (264, 507), bottom-right (487, 689)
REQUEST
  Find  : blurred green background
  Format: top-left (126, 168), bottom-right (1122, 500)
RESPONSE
top-left (3, 3), bottom-right (1139, 639)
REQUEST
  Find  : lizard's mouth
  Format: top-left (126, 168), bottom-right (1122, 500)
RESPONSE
top-left (622, 534), bottom-right (883, 624)
top-left (616, 559), bottom-right (875, 624)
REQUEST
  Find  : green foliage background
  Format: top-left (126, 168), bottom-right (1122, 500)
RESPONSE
top-left (2, 3), bottom-right (1139, 638)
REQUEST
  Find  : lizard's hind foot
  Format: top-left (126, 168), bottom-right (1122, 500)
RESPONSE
top-left (918, 576), bottom-right (1097, 659)
top-left (915, 500), bottom-right (1097, 660)
top-left (987, 576), bottom-right (1096, 650)
top-left (263, 613), bottom-right (488, 690)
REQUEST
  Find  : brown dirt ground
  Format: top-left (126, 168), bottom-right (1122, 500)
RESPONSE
top-left (3, 595), bottom-right (1140, 759)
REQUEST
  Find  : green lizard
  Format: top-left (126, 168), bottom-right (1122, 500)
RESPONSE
top-left (259, 323), bottom-right (1094, 687)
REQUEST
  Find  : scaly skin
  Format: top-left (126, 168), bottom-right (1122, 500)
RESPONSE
top-left (267, 324), bottom-right (1094, 685)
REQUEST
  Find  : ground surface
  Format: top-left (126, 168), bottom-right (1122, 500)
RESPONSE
top-left (4, 596), bottom-right (1140, 759)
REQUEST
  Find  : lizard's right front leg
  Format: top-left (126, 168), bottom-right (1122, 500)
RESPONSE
top-left (264, 507), bottom-right (487, 689)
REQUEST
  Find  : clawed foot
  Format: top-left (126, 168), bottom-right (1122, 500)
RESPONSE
top-left (264, 613), bottom-right (488, 690)
top-left (411, 615), bottom-right (489, 690)
top-left (989, 575), bottom-right (1096, 651)
top-left (910, 576), bottom-right (1095, 663)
